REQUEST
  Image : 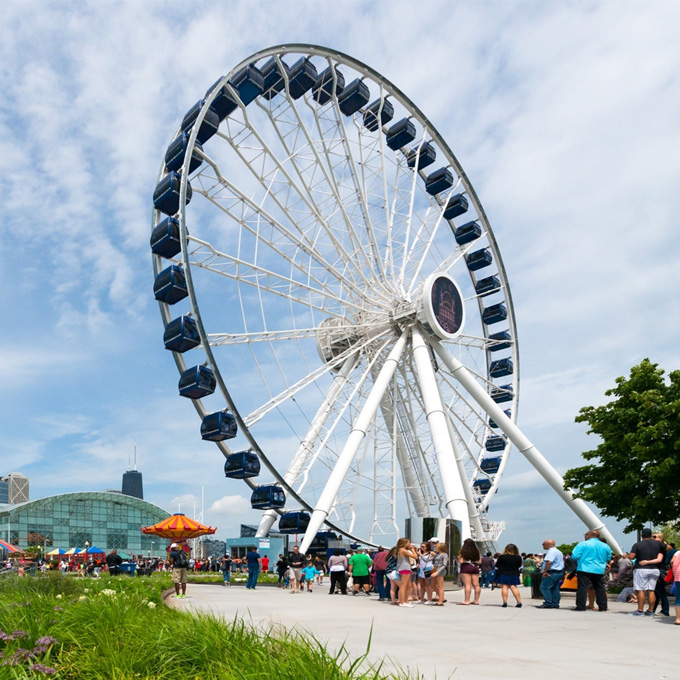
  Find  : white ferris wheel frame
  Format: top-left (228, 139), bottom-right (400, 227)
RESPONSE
top-left (152, 44), bottom-right (622, 554)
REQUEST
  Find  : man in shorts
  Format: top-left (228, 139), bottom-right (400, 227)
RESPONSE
top-left (349, 547), bottom-right (373, 596)
top-left (628, 528), bottom-right (664, 616)
top-left (169, 542), bottom-right (189, 599)
top-left (287, 545), bottom-right (306, 594)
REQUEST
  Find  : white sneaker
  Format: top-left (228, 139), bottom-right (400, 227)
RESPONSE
top-left (399, 603), bottom-right (415, 608)
top-left (424, 600), bottom-right (434, 605)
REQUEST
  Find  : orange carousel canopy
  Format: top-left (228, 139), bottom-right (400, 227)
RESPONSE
top-left (141, 513), bottom-right (217, 540)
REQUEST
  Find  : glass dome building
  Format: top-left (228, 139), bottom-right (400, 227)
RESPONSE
top-left (0, 491), bottom-right (171, 555)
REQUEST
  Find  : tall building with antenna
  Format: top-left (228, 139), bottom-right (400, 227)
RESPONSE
top-left (122, 444), bottom-right (144, 500)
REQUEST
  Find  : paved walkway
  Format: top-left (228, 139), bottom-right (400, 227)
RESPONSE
top-left (167, 583), bottom-right (678, 679)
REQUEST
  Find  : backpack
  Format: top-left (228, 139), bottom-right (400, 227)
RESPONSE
top-left (386, 553), bottom-right (397, 573)
top-left (174, 550), bottom-right (189, 569)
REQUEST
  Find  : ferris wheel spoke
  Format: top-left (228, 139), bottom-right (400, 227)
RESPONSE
top-left (243, 329), bottom-right (391, 428)
top-left (405, 177), bottom-right (464, 297)
top-left (193, 152), bottom-right (376, 304)
top-left (313, 65), bottom-right (392, 293)
top-left (398, 133), bottom-right (430, 290)
top-left (185, 235), bottom-right (371, 317)
top-left (220, 103), bottom-right (381, 296)
top-left (293, 339), bottom-right (389, 496)
top-left (254, 69), bottom-right (390, 299)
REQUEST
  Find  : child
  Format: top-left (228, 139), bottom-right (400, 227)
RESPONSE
top-left (302, 563), bottom-right (317, 592)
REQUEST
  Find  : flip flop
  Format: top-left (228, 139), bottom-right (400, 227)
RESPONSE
top-left (434, 603), bottom-right (444, 606)
top-left (457, 602), bottom-right (471, 606)
top-left (471, 602), bottom-right (480, 605)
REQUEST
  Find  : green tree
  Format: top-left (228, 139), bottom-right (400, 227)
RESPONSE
top-left (563, 359), bottom-right (680, 534)
top-left (556, 542), bottom-right (577, 556)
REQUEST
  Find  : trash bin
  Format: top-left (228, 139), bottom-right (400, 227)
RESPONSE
top-left (530, 572), bottom-right (543, 599)
top-left (118, 562), bottom-right (136, 577)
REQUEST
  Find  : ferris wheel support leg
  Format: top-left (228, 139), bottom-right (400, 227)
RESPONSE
top-left (255, 353), bottom-right (359, 538)
top-left (430, 340), bottom-right (623, 555)
top-left (436, 379), bottom-right (488, 543)
top-left (299, 331), bottom-right (409, 554)
top-left (411, 328), bottom-right (471, 540)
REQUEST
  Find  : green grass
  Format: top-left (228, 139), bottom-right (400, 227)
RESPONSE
top-left (0, 574), bottom-right (409, 679)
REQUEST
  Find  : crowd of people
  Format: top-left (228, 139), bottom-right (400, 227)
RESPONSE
top-left (211, 529), bottom-right (679, 624)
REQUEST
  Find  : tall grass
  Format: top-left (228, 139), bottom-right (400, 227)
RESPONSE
top-left (0, 574), bottom-right (409, 679)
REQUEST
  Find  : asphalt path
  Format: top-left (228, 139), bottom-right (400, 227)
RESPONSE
top-left (167, 581), bottom-right (678, 679)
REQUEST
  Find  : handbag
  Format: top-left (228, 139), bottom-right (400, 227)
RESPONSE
top-left (664, 569), bottom-right (674, 583)
top-left (386, 570), bottom-right (400, 581)
top-left (670, 582), bottom-right (676, 596)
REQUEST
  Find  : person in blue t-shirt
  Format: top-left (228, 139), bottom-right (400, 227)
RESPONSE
top-left (302, 564), bottom-right (318, 591)
top-left (571, 530), bottom-right (612, 612)
top-left (245, 547), bottom-right (261, 590)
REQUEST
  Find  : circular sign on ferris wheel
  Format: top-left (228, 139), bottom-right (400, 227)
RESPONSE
top-left (421, 272), bottom-right (465, 340)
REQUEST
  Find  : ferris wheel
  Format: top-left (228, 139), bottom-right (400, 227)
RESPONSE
top-left (151, 45), bottom-right (621, 554)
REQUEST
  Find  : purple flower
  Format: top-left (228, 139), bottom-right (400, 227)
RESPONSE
top-left (30, 663), bottom-right (57, 675)
top-left (35, 636), bottom-right (57, 647)
top-left (0, 631), bottom-right (8, 640)
top-left (10, 630), bottom-right (28, 640)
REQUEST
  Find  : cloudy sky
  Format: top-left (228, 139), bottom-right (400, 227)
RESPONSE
top-left (2, 0), bottom-right (679, 553)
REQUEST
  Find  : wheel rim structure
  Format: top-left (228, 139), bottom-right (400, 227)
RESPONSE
top-left (151, 44), bottom-right (521, 551)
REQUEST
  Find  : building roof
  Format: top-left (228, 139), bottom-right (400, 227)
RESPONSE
top-left (0, 490), bottom-right (169, 518)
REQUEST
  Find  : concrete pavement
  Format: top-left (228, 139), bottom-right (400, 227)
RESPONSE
top-left (167, 582), bottom-right (678, 679)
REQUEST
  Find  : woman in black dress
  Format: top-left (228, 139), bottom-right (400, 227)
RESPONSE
top-left (495, 543), bottom-right (523, 608)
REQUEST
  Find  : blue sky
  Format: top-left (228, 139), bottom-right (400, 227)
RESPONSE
top-left (2, 0), bottom-right (679, 553)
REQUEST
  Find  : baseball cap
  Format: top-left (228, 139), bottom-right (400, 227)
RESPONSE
top-left (641, 528), bottom-right (652, 537)
top-left (170, 543), bottom-right (178, 548)
top-left (428, 537), bottom-right (439, 543)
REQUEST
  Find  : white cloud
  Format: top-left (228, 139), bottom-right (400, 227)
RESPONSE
top-left (209, 494), bottom-right (251, 516)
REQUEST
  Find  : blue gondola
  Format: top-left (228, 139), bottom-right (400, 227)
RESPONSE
top-left (250, 484), bottom-right (286, 510)
top-left (338, 79), bottom-right (370, 116)
top-left (224, 451), bottom-right (260, 479)
top-left (312, 65), bottom-right (345, 105)
top-left (363, 98), bottom-right (394, 131)
top-left (178, 364), bottom-right (216, 399)
top-left (490, 358), bottom-right (514, 378)
top-left (485, 436), bottom-right (507, 452)
top-left (287, 57), bottom-right (318, 99)
top-left (407, 142), bottom-right (436, 171)
top-left (278, 511), bottom-right (310, 534)
top-left (229, 64), bottom-right (264, 105)
top-left (201, 410), bottom-right (237, 441)
top-left (261, 57), bottom-right (290, 100)
top-left (466, 248), bottom-right (493, 271)
top-left (443, 193), bottom-right (468, 220)
top-left (473, 479), bottom-right (492, 495)
top-left (454, 221), bottom-right (482, 246)
top-left (489, 330), bottom-right (512, 352)
top-left (425, 167), bottom-right (454, 195)
top-left (163, 315), bottom-right (200, 353)
top-left (153, 172), bottom-right (193, 216)
top-left (180, 100), bottom-right (220, 145)
top-left (482, 303), bottom-right (507, 326)
top-left (386, 118), bottom-right (416, 150)
top-left (488, 410), bottom-right (511, 429)
top-left (209, 82), bottom-right (238, 120)
top-left (475, 275), bottom-right (500, 297)
top-left (150, 217), bottom-right (181, 259)
top-left (165, 132), bottom-right (203, 174)
top-left (490, 384), bottom-right (514, 404)
top-left (480, 456), bottom-right (502, 474)
top-left (153, 265), bottom-right (188, 305)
